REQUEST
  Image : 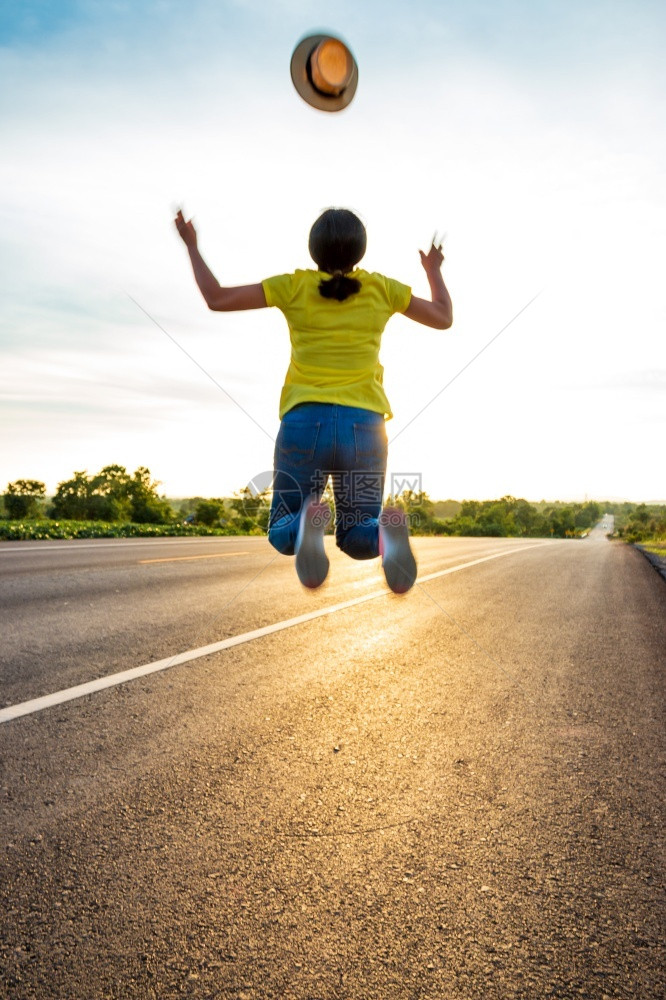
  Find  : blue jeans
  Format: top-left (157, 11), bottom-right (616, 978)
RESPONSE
top-left (268, 403), bottom-right (388, 560)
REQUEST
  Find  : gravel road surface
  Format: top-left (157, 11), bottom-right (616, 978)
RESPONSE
top-left (1, 527), bottom-right (664, 999)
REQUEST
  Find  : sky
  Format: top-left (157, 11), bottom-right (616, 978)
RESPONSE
top-left (1, 0), bottom-right (664, 503)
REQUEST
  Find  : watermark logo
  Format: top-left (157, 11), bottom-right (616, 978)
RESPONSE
top-left (245, 470), bottom-right (274, 498)
top-left (348, 470), bottom-right (383, 504)
top-left (238, 469), bottom-right (424, 525)
top-left (390, 472), bottom-right (422, 499)
top-left (239, 470), bottom-right (274, 519)
top-left (240, 470), bottom-right (304, 520)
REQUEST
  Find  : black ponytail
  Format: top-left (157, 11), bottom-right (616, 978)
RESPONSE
top-left (318, 273), bottom-right (362, 301)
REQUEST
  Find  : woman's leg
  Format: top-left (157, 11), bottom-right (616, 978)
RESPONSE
top-left (332, 407), bottom-right (387, 560)
top-left (267, 404), bottom-right (332, 555)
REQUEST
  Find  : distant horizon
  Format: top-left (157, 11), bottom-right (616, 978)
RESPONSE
top-left (168, 494), bottom-right (666, 506)
top-left (3, 475), bottom-right (664, 510)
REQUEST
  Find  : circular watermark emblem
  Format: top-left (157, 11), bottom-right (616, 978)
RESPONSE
top-left (239, 470), bottom-right (274, 519)
top-left (239, 470), bottom-right (304, 521)
top-left (245, 470), bottom-right (274, 497)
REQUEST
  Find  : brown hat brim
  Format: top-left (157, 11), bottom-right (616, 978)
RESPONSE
top-left (290, 34), bottom-right (358, 112)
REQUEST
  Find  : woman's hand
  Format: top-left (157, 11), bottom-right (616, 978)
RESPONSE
top-left (174, 209), bottom-right (197, 249)
top-left (404, 232), bottom-right (452, 329)
top-left (173, 206), bottom-right (267, 311)
top-left (419, 236), bottom-right (444, 274)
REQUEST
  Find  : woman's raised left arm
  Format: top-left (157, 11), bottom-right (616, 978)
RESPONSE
top-left (403, 240), bottom-right (452, 330)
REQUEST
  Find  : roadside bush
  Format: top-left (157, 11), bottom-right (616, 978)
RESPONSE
top-left (0, 520), bottom-right (245, 541)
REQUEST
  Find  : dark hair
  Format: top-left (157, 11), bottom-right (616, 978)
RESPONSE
top-left (308, 208), bottom-right (366, 301)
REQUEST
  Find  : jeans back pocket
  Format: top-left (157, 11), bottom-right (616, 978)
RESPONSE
top-left (353, 420), bottom-right (388, 470)
top-left (276, 421), bottom-right (321, 469)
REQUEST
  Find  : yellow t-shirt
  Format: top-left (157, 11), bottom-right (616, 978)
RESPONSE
top-left (262, 268), bottom-right (412, 420)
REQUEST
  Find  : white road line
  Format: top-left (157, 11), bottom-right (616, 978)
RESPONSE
top-left (0, 542), bottom-right (550, 725)
top-left (0, 539), bottom-right (255, 553)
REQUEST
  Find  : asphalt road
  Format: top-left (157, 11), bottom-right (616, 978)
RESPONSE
top-left (1, 528), bottom-right (664, 999)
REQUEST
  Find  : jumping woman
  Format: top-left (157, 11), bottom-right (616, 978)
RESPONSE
top-left (175, 206), bottom-right (452, 593)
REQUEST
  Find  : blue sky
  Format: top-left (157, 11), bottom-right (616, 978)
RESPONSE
top-left (1, 0), bottom-right (665, 501)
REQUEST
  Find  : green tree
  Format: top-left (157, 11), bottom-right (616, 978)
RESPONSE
top-left (195, 499), bottom-right (224, 526)
top-left (432, 499), bottom-right (461, 519)
top-left (547, 506), bottom-right (576, 537)
top-left (49, 471), bottom-right (92, 520)
top-left (512, 498), bottom-right (541, 536)
top-left (228, 485), bottom-right (272, 532)
top-left (48, 465), bottom-right (174, 523)
top-left (90, 464), bottom-right (132, 519)
top-left (178, 497), bottom-right (204, 518)
top-left (49, 466), bottom-right (132, 522)
top-left (582, 500), bottom-right (601, 525)
top-left (386, 490), bottom-right (442, 534)
top-left (126, 467), bottom-right (174, 524)
top-left (459, 499), bottom-right (480, 521)
top-left (229, 485), bottom-right (271, 520)
top-left (4, 479), bottom-right (46, 519)
top-left (440, 496), bottom-right (552, 538)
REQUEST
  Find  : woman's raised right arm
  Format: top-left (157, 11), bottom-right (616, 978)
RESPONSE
top-left (174, 210), bottom-right (267, 312)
